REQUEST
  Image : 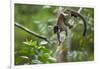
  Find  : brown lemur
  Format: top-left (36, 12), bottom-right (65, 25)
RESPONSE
top-left (53, 9), bottom-right (87, 44)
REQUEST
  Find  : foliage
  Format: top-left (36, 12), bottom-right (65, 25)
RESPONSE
top-left (15, 4), bottom-right (94, 65)
top-left (15, 40), bottom-right (55, 65)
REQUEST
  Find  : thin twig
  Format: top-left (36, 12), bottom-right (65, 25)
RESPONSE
top-left (15, 22), bottom-right (49, 42)
top-left (78, 7), bottom-right (82, 13)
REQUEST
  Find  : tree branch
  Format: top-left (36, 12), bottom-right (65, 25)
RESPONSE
top-left (15, 22), bottom-right (49, 42)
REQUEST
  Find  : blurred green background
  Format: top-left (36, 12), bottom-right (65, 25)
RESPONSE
top-left (15, 4), bottom-right (94, 65)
